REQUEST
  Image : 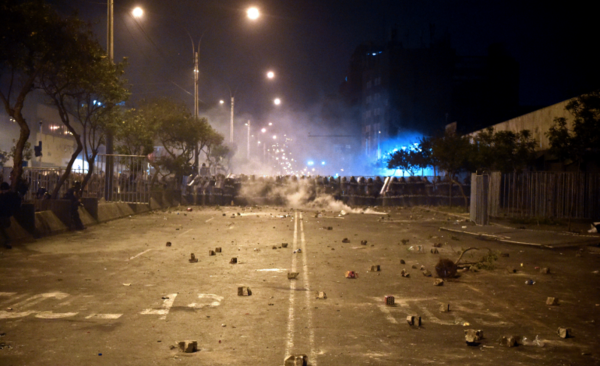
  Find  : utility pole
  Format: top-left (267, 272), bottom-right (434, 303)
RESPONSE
top-left (104, 0), bottom-right (114, 201)
top-left (247, 120), bottom-right (250, 159)
top-left (230, 96), bottom-right (234, 143)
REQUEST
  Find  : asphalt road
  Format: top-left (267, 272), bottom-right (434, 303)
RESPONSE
top-left (1, 205), bottom-right (599, 365)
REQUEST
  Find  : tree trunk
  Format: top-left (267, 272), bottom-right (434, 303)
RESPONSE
top-left (81, 150), bottom-right (99, 192)
top-left (52, 141), bottom-right (82, 199)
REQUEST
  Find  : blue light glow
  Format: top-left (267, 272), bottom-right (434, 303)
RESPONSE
top-left (307, 160), bottom-right (314, 166)
top-left (321, 161), bottom-right (325, 165)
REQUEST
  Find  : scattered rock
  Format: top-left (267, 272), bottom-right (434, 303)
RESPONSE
top-left (433, 279), bottom-right (444, 286)
top-left (189, 253), bottom-right (198, 263)
top-left (370, 265), bottom-right (381, 272)
top-left (507, 267), bottom-right (517, 273)
top-left (401, 239), bottom-right (409, 245)
top-left (229, 257), bottom-right (237, 264)
top-left (208, 250), bottom-right (215, 256)
top-left (316, 292), bottom-right (327, 300)
top-left (401, 269), bottom-right (410, 278)
top-left (284, 354), bottom-right (308, 366)
top-left (499, 335), bottom-right (517, 347)
top-left (166, 242), bottom-right (172, 247)
top-left (465, 329), bottom-right (484, 345)
top-left (433, 243), bottom-right (443, 248)
top-left (406, 315), bottom-right (421, 327)
top-left (272, 246), bottom-right (278, 250)
top-left (430, 248), bottom-right (439, 254)
top-left (540, 267), bottom-right (550, 274)
top-left (237, 287), bottom-right (252, 296)
top-left (294, 249), bottom-right (302, 254)
top-left (546, 297), bottom-right (559, 306)
top-left (327, 227), bottom-right (333, 230)
top-left (400, 259), bottom-right (405, 264)
top-left (282, 243), bottom-right (289, 248)
top-left (215, 247), bottom-right (222, 253)
top-left (288, 272), bottom-right (299, 280)
top-left (345, 271), bottom-right (357, 279)
top-left (360, 240), bottom-right (367, 245)
top-left (411, 264), bottom-right (418, 269)
top-left (557, 327), bottom-right (571, 338)
top-left (422, 270), bottom-right (432, 277)
top-left (440, 303), bottom-right (450, 312)
top-left (384, 296), bottom-right (395, 306)
top-left (177, 340), bottom-right (198, 353)
top-left (342, 238), bottom-right (350, 243)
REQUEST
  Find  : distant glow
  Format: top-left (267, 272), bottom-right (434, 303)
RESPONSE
top-left (261, 128), bottom-right (266, 133)
top-left (321, 161), bottom-right (325, 165)
top-left (307, 161), bottom-right (314, 166)
top-left (247, 7), bottom-right (260, 20)
top-left (219, 100), bottom-right (224, 104)
top-left (274, 98), bottom-right (281, 105)
top-left (268, 122), bottom-right (272, 126)
top-left (132, 7), bottom-right (143, 18)
top-left (267, 71), bottom-right (275, 79)
top-left (273, 135), bottom-right (277, 140)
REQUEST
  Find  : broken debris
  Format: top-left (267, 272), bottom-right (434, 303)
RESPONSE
top-left (440, 303), bottom-right (450, 312)
top-left (557, 327), bottom-right (571, 338)
top-left (345, 271), bottom-right (358, 279)
top-left (465, 329), bottom-right (484, 346)
top-left (166, 241), bottom-right (172, 247)
top-left (237, 287), bottom-right (252, 296)
top-left (284, 354), bottom-right (308, 366)
top-left (370, 265), bottom-right (381, 272)
top-left (316, 292), bottom-right (327, 300)
top-left (342, 238), bottom-right (350, 243)
top-left (288, 272), bottom-right (299, 280)
top-left (189, 253), bottom-right (198, 263)
top-left (406, 315), bottom-right (421, 327)
top-left (177, 340), bottom-right (198, 353)
top-left (433, 279), bottom-right (444, 286)
top-left (229, 257), bottom-right (237, 264)
top-left (384, 296), bottom-right (395, 306)
top-left (546, 297), bottom-right (559, 306)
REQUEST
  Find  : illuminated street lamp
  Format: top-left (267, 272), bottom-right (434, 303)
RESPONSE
top-left (132, 6), bottom-right (143, 18)
top-left (274, 98), bottom-right (281, 105)
top-left (247, 7), bottom-right (260, 20)
top-left (267, 71), bottom-right (275, 79)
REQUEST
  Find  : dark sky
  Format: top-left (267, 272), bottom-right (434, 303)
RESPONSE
top-left (48, 0), bottom-right (598, 119)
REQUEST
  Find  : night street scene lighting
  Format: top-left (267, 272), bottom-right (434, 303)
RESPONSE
top-left (1, 1), bottom-right (599, 365)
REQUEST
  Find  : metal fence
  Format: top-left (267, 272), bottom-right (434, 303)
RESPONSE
top-left (500, 172), bottom-right (600, 219)
top-left (20, 154), bottom-right (151, 204)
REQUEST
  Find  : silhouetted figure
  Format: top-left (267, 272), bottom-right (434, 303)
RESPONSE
top-left (0, 182), bottom-right (21, 249)
top-left (64, 181), bottom-right (86, 231)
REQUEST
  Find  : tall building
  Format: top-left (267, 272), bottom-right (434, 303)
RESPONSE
top-left (340, 30), bottom-right (519, 159)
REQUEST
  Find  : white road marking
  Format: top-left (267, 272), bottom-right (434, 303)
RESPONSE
top-left (35, 311), bottom-right (78, 319)
top-left (285, 213), bottom-right (299, 359)
top-left (0, 292), bottom-right (17, 298)
top-left (128, 249), bottom-right (152, 261)
top-left (187, 294), bottom-right (223, 308)
top-left (205, 217), bottom-right (214, 223)
top-left (256, 268), bottom-right (287, 272)
top-left (86, 313), bottom-right (122, 319)
top-left (0, 310), bottom-right (36, 319)
top-left (376, 304), bottom-right (398, 324)
top-left (178, 229), bottom-right (193, 236)
top-left (10, 292), bottom-right (69, 309)
top-left (140, 293), bottom-right (177, 320)
top-left (300, 213), bottom-right (317, 365)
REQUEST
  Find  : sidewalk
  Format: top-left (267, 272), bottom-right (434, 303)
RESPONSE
top-left (417, 207), bottom-right (600, 248)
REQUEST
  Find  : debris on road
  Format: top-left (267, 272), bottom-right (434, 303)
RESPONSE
top-left (433, 243), bottom-right (443, 248)
top-left (209, 250), bottom-right (215, 256)
top-left (435, 258), bottom-right (458, 278)
top-left (177, 340), bottom-right (198, 353)
top-left (385, 296), bottom-right (395, 305)
top-left (422, 269), bottom-right (432, 277)
top-left (294, 249), bottom-right (302, 254)
top-left (406, 315), bottom-right (421, 327)
top-left (499, 335), bottom-right (518, 347)
top-left (370, 265), bottom-right (381, 272)
top-left (345, 271), bottom-right (358, 279)
top-left (215, 247), bottom-right (222, 253)
top-left (284, 354), bottom-right (308, 366)
top-left (189, 253), bottom-right (198, 263)
top-left (465, 329), bottom-right (484, 346)
top-left (433, 279), bottom-right (444, 286)
top-left (400, 259), bottom-right (405, 264)
top-left (282, 243), bottom-right (289, 248)
top-left (558, 327), bottom-right (571, 338)
top-left (401, 269), bottom-right (410, 277)
top-left (316, 292), bottom-right (327, 300)
top-left (546, 297), bottom-right (559, 305)
top-left (230, 257), bottom-right (237, 264)
top-left (238, 287), bottom-right (252, 296)
top-left (540, 267), bottom-right (550, 274)
top-left (525, 279), bottom-right (535, 285)
top-left (431, 248), bottom-right (439, 254)
top-left (272, 246), bottom-right (278, 250)
top-left (408, 245), bottom-right (424, 253)
top-left (411, 264), bottom-right (418, 269)
top-left (342, 238), bottom-right (350, 243)
top-left (401, 239), bottom-right (409, 245)
top-left (288, 272), bottom-right (299, 279)
top-left (166, 242), bottom-right (172, 247)
top-left (507, 267), bottom-right (517, 273)
top-left (440, 303), bottom-right (450, 312)
top-left (361, 240), bottom-right (367, 245)
top-left (123, 283), bottom-right (131, 286)
top-left (186, 207), bottom-right (193, 212)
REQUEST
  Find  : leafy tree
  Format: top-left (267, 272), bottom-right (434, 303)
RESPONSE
top-left (387, 148), bottom-right (418, 176)
top-left (547, 90), bottom-right (600, 170)
top-left (429, 132), bottom-right (473, 207)
top-left (0, 0), bottom-right (89, 190)
top-left (471, 127), bottom-right (537, 173)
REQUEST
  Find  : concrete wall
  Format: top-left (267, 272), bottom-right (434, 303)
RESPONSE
top-left (470, 98), bottom-right (573, 151)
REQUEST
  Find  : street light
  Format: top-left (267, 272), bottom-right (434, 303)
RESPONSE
top-left (274, 98), bottom-right (281, 105)
top-left (247, 7), bottom-right (260, 20)
top-left (132, 6), bottom-right (143, 18)
top-left (267, 71), bottom-right (275, 79)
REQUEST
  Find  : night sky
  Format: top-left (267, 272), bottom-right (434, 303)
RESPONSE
top-left (47, 0), bottom-right (598, 123)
